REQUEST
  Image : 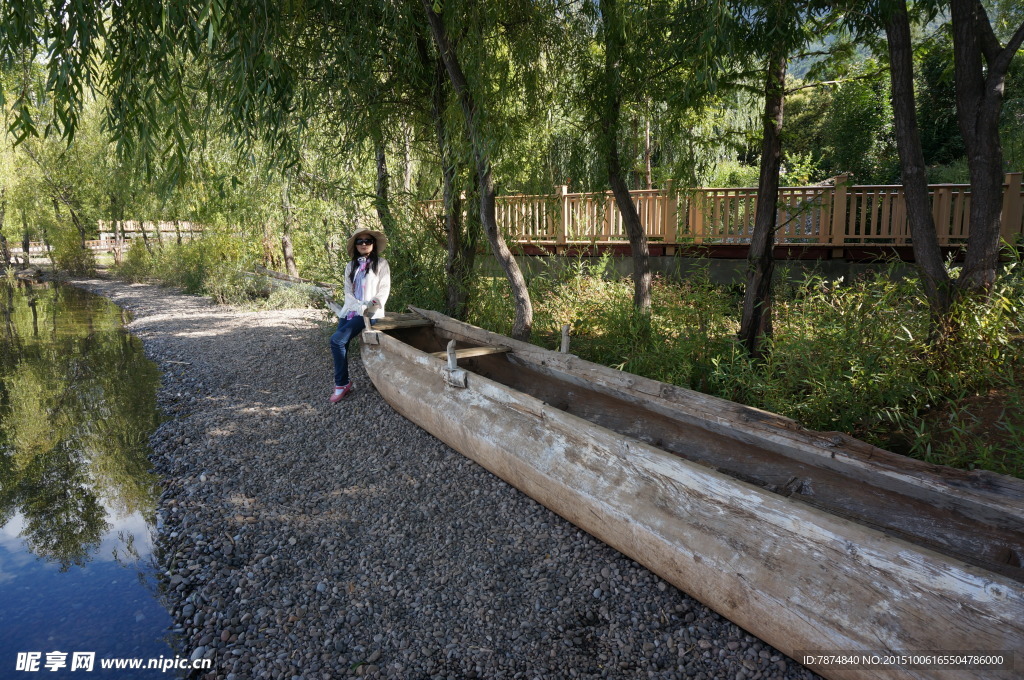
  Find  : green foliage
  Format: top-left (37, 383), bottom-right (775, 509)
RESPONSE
top-left (1001, 47), bottom-right (1024, 175)
top-left (148, 242), bottom-right (211, 294)
top-left (926, 158), bottom-right (971, 184)
top-left (385, 215), bottom-right (448, 316)
top-left (2, 0), bottom-right (1021, 477)
top-left (707, 160), bottom-right (761, 187)
top-left (112, 237), bottom-right (326, 310)
top-left (916, 28), bottom-right (964, 168)
top-left (112, 240), bottom-right (154, 282)
top-left (50, 232), bottom-right (96, 276)
top-left (819, 63), bottom-right (898, 184)
top-left (454, 258), bottom-right (1024, 478)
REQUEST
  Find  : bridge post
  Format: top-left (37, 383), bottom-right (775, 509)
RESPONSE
top-left (664, 181), bottom-right (677, 255)
top-left (557, 185), bottom-right (568, 254)
top-left (829, 174), bottom-right (850, 257)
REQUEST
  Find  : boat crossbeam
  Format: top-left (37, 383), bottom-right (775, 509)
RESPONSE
top-left (429, 345), bottom-right (511, 361)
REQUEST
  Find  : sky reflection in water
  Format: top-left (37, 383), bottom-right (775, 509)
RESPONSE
top-left (0, 281), bottom-right (174, 676)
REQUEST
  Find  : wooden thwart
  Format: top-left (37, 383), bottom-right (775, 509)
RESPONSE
top-left (429, 345), bottom-right (510, 360)
top-left (372, 315), bottom-right (435, 331)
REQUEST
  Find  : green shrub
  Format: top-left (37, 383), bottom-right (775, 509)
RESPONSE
top-left (461, 255), bottom-right (1023, 477)
top-left (50, 232), bottom-right (97, 276)
top-left (147, 242), bottom-right (211, 293)
top-left (112, 240), bottom-right (154, 282)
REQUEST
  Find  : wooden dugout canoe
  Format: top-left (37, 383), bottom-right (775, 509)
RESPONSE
top-left (359, 307), bottom-right (1024, 680)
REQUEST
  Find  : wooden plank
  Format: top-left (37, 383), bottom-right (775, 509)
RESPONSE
top-left (713, 191), bottom-right (722, 239)
top-left (373, 316), bottom-right (434, 331)
top-left (1001, 173), bottom-right (1023, 240)
top-left (953, 189), bottom-right (968, 242)
top-left (428, 345), bottom-right (510, 360)
top-left (691, 191), bottom-right (704, 243)
top-left (877, 190), bottom-right (890, 241)
top-left (831, 176), bottom-right (849, 246)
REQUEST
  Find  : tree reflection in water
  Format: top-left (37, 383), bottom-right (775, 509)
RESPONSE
top-left (0, 280), bottom-right (161, 571)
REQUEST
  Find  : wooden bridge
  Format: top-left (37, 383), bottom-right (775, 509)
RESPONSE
top-left (424, 173), bottom-right (1024, 260)
top-left (8, 220), bottom-right (201, 260)
top-left (8, 177), bottom-right (1024, 264)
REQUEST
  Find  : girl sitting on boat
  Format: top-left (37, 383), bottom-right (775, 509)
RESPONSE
top-left (328, 227), bottom-right (391, 403)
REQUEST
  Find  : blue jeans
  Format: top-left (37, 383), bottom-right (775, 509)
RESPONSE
top-left (330, 315), bottom-right (376, 387)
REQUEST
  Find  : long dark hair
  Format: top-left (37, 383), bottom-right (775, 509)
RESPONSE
top-left (348, 241), bottom-right (380, 282)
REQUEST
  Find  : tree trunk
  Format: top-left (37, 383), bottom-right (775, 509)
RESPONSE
top-left (601, 0), bottom-right (651, 314)
top-left (71, 210), bottom-right (86, 249)
top-left (403, 122), bottom-right (414, 194)
top-left (422, 0), bottom-right (533, 339)
top-left (738, 51), bottom-right (787, 360)
top-left (280, 233), bottom-right (298, 278)
top-left (345, 158), bottom-right (364, 232)
top-left (0, 189), bottom-right (10, 268)
top-left (111, 195), bottom-right (125, 265)
top-left (950, 0), bottom-right (1024, 292)
top-left (21, 210), bottom-right (31, 268)
top-left (375, 141), bottom-right (398, 233)
top-left (644, 113), bottom-right (653, 190)
top-left (263, 222), bottom-right (280, 270)
top-left (114, 220), bottom-right (124, 265)
top-left (322, 217), bottom-right (337, 260)
top-left (431, 52), bottom-right (475, 319)
top-left (54, 198), bottom-right (87, 250)
top-left (140, 221), bottom-right (153, 254)
top-left (280, 181), bottom-right (299, 278)
top-left (885, 0), bottom-right (953, 323)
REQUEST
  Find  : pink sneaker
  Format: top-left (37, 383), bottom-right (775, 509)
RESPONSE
top-left (329, 383), bottom-right (353, 403)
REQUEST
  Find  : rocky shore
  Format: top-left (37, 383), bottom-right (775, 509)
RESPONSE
top-left (70, 277), bottom-right (822, 680)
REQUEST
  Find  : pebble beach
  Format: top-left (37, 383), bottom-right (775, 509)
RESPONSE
top-left (69, 276), bottom-right (823, 680)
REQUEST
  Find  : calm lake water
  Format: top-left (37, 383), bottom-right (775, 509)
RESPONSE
top-left (0, 280), bottom-right (175, 677)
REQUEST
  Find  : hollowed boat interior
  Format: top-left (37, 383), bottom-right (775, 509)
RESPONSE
top-left (384, 325), bottom-right (1024, 582)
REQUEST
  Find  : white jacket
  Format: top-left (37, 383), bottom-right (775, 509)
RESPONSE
top-left (341, 258), bottom-right (390, 319)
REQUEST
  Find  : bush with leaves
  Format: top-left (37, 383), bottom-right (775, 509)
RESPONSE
top-left (112, 240), bottom-right (154, 282)
top-left (50, 232), bottom-right (96, 276)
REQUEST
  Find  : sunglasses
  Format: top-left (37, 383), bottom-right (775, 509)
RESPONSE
top-left (354, 238), bottom-right (375, 245)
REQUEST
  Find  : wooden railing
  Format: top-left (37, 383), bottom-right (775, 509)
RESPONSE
top-left (8, 240), bottom-right (113, 255)
top-left (96, 219), bottom-right (202, 237)
top-left (423, 173), bottom-right (1024, 252)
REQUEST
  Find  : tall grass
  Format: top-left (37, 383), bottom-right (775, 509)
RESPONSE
top-left (453, 254), bottom-right (1023, 478)
top-left (110, 239), bottom-right (324, 310)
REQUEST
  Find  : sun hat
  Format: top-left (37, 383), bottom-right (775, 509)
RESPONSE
top-left (346, 227), bottom-right (388, 258)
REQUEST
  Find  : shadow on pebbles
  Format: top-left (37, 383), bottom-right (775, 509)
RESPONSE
top-left (71, 277), bottom-right (822, 680)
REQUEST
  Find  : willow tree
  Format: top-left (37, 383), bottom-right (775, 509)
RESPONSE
top-left (597, 0), bottom-right (653, 314)
top-left (420, 0), bottom-right (557, 340)
top-left (672, 1), bottom-right (841, 358)
top-left (882, 0), bottom-right (953, 323)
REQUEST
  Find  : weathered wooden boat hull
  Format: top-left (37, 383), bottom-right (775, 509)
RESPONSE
top-left (360, 310), bottom-right (1023, 680)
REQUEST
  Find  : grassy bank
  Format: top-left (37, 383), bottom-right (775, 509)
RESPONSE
top-left (104, 240), bottom-right (1024, 478)
top-left (463, 255), bottom-right (1024, 479)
